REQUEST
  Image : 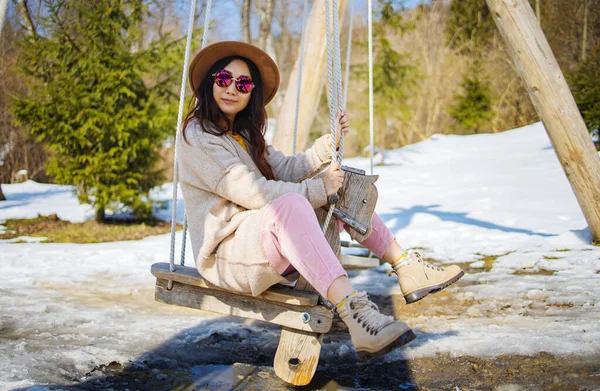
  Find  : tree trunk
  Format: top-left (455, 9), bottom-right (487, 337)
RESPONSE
top-left (535, 0), bottom-right (540, 23)
top-left (95, 207), bottom-right (105, 223)
top-left (581, 0), bottom-right (588, 62)
top-left (14, 0), bottom-right (37, 36)
top-left (272, 0), bottom-right (349, 156)
top-left (485, 0), bottom-right (600, 241)
top-left (0, 0), bottom-right (8, 36)
top-left (256, 0), bottom-right (274, 51)
top-left (242, 0), bottom-right (251, 43)
top-left (0, 184), bottom-right (5, 201)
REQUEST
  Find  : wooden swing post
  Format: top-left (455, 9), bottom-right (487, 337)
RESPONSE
top-left (485, 0), bottom-right (600, 241)
top-left (272, 0), bottom-right (349, 155)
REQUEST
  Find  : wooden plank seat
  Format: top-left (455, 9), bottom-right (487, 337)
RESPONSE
top-left (151, 262), bottom-right (333, 333)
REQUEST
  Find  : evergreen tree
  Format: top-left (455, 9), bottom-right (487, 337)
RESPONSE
top-left (449, 63), bottom-right (496, 133)
top-left (13, 0), bottom-right (184, 221)
top-left (446, 0), bottom-right (496, 134)
top-left (445, 0), bottom-right (495, 56)
top-left (569, 47), bottom-right (600, 150)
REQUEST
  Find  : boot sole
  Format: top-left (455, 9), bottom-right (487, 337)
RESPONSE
top-left (356, 329), bottom-right (417, 362)
top-left (404, 270), bottom-right (465, 304)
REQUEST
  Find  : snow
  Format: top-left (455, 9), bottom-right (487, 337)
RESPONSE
top-left (1, 122), bottom-right (599, 389)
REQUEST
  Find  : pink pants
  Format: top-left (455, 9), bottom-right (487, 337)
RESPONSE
top-left (259, 193), bottom-right (395, 298)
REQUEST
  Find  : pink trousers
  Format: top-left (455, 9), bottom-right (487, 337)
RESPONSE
top-left (259, 193), bottom-right (395, 298)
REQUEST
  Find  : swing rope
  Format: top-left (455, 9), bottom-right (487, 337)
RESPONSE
top-left (168, 0), bottom-right (212, 286)
top-left (343, 1), bottom-right (355, 109)
top-left (292, 0), bottom-right (310, 156)
top-left (322, 0), bottom-right (345, 232)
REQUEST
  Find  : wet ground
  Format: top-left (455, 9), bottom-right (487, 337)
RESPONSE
top-left (7, 261), bottom-right (600, 391)
top-left (14, 279), bottom-right (599, 391)
top-left (20, 350), bottom-right (600, 390)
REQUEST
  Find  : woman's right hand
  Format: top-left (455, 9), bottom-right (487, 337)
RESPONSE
top-left (323, 161), bottom-right (344, 196)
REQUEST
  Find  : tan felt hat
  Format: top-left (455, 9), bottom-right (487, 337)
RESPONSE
top-left (188, 41), bottom-right (280, 105)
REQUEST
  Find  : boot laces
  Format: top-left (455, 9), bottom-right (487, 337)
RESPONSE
top-left (388, 251), bottom-right (445, 275)
top-left (349, 292), bottom-right (395, 335)
top-left (416, 253), bottom-right (444, 272)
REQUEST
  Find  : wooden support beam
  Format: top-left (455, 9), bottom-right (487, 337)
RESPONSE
top-left (342, 254), bottom-right (380, 270)
top-left (273, 206), bottom-right (346, 386)
top-left (272, 0), bottom-right (349, 155)
top-left (485, 0), bottom-right (600, 241)
top-left (155, 279), bottom-right (333, 333)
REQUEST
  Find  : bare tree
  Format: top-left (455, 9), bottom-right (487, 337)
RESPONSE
top-left (256, 0), bottom-right (274, 51)
top-left (1, 13), bottom-right (49, 189)
top-left (582, 0), bottom-right (588, 61)
top-left (13, 0), bottom-right (36, 35)
top-left (242, 0), bottom-right (251, 43)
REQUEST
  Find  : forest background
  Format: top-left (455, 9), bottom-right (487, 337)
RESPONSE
top-left (1, 0), bottom-right (599, 221)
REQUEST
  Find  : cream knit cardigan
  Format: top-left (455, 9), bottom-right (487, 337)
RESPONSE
top-left (178, 119), bottom-right (333, 296)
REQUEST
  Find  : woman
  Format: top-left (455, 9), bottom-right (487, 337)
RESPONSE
top-left (178, 41), bottom-right (463, 360)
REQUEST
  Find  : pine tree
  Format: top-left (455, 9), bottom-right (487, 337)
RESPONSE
top-left (569, 47), bottom-right (600, 150)
top-left (449, 63), bottom-right (496, 133)
top-left (445, 0), bottom-right (495, 56)
top-left (13, 0), bottom-right (184, 221)
top-left (446, 0), bottom-right (496, 134)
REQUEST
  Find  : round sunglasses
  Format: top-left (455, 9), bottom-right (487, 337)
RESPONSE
top-left (212, 69), bottom-right (255, 94)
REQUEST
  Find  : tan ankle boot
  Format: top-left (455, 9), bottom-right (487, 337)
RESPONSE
top-left (390, 251), bottom-right (464, 304)
top-left (337, 291), bottom-right (416, 361)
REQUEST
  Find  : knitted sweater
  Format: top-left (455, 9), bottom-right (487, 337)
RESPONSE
top-left (177, 119), bottom-right (333, 296)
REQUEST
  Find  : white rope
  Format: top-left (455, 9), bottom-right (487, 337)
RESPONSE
top-left (201, 0), bottom-right (212, 49)
top-left (322, 0), bottom-right (345, 232)
top-left (343, 1), bottom-right (354, 109)
top-left (0, 0), bottom-right (8, 38)
top-left (292, 0), bottom-right (309, 156)
top-left (169, 0), bottom-right (211, 286)
top-left (324, 0), bottom-right (337, 160)
top-left (367, 0), bottom-right (374, 175)
top-left (179, 218), bottom-right (188, 266)
top-left (332, 0), bottom-right (344, 162)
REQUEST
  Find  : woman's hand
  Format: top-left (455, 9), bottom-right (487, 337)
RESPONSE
top-left (335, 111), bottom-right (350, 150)
top-left (327, 111), bottom-right (350, 151)
top-left (323, 161), bottom-right (344, 196)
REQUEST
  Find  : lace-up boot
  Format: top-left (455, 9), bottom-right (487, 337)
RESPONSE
top-left (337, 291), bottom-right (416, 361)
top-left (390, 251), bottom-right (464, 304)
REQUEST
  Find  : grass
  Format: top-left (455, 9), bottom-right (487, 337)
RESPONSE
top-left (0, 214), bottom-right (181, 243)
top-left (474, 252), bottom-right (513, 270)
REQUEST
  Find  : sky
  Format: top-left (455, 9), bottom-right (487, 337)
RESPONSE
top-left (189, 0), bottom-right (429, 42)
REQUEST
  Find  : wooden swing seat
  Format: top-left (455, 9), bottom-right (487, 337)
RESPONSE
top-left (151, 262), bottom-right (333, 333)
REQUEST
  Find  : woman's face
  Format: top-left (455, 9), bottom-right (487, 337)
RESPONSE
top-left (212, 59), bottom-right (253, 121)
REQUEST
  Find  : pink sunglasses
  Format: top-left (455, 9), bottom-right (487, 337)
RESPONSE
top-left (212, 69), bottom-right (255, 94)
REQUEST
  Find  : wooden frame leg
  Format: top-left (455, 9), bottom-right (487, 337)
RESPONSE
top-left (273, 208), bottom-right (341, 385)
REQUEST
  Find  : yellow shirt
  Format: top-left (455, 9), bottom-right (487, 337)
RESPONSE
top-left (229, 133), bottom-right (248, 152)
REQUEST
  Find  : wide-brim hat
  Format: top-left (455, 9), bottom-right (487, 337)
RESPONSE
top-left (188, 41), bottom-right (280, 105)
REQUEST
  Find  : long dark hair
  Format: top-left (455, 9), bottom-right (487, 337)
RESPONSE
top-left (182, 56), bottom-right (275, 180)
